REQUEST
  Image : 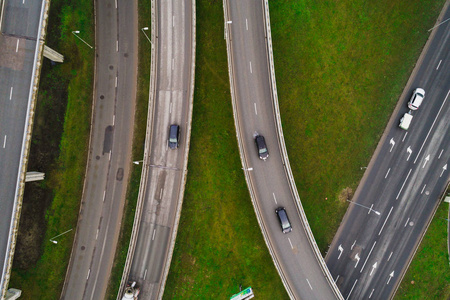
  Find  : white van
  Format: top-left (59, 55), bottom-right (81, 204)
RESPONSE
top-left (399, 112), bottom-right (413, 130)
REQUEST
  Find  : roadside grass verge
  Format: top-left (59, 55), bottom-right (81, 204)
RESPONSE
top-left (105, 0), bottom-right (150, 298)
top-left (163, 1), bottom-right (288, 299)
top-left (395, 200), bottom-right (450, 299)
top-left (269, 0), bottom-right (446, 253)
top-left (9, 0), bottom-right (94, 299)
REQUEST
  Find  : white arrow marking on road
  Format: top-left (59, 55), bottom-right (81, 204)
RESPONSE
top-left (387, 271), bottom-right (394, 284)
top-left (440, 164), bottom-right (447, 177)
top-left (422, 155), bottom-right (430, 168)
top-left (354, 253), bottom-right (360, 268)
top-left (370, 262), bottom-right (378, 276)
top-left (406, 147), bottom-right (412, 161)
top-left (338, 244), bottom-right (343, 259)
top-left (389, 138), bottom-right (395, 152)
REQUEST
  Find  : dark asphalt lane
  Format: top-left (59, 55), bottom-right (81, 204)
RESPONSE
top-left (326, 3), bottom-right (450, 299)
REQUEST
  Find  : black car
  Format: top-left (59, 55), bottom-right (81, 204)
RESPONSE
top-left (168, 124), bottom-right (180, 149)
top-left (255, 134), bottom-right (269, 161)
top-left (275, 207), bottom-right (292, 233)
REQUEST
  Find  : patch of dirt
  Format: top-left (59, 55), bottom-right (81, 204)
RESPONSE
top-left (338, 187), bottom-right (354, 203)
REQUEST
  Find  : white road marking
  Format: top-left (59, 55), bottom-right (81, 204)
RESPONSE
top-left (254, 103), bottom-right (257, 115)
top-left (103, 190), bottom-right (106, 202)
top-left (370, 262), bottom-right (377, 276)
top-left (152, 229), bottom-right (156, 240)
top-left (144, 269), bottom-right (148, 280)
top-left (338, 244), bottom-right (343, 259)
top-left (160, 188), bottom-right (163, 199)
top-left (440, 164), bottom-right (447, 177)
top-left (438, 149), bottom-right (443, 159)
top-left (9, 86), bottom-right (13, 100)
top-left (246, 18), bottom-right (248, 30)
top-left (406, 146), bottom-right (412, 161)
top-left (379, 206), bottom-right (393, 235)
top-left (346, 279), bottom-right (358, 300)
top-left (360, 241), bottom-right (377, 272)
top-left (414, 89), bottom-right (449, 163)
top-left (288, 238), bottom-right (293, 249)
top-left (115, 0), bottom-right (117, 8)
top-left (389, 138), bottom-right (395, 152)
top-left (169, 101), bottom-right (172, 114)
top-left (436, 59), bottom-right (442, 70)
top-left (354, 253), bottom-right (360, 268)
top-left (369, 289), bottom-right (375, 298)
top-left (87, 269), bottom-right (91, 280)
top-left (368, 204), bottom-right (374, 214)
top-left (112, 115), bottom-right (115, 126)
top-left (422, 154), bottom-right (430, 168)
top-left (115, 76), bottom-right (118, 87)
top-left (172, 58), bottom-right (174, 70)
top-left (387, 271), bottom-right (394, 284)
top-left (116, 40), bottom-right (119, 52)
top-left (16, 39), bottom-right (19, 52)
top-left (109, 150), bottom-right (112, 160)
top-left (385, 168), bottom-right (390, 178)
top-left (96, 229), bottom-right (99, 240)
top-left (3, 136), bottom-right (6, 148)
top-left (404, 218), bottom-right (410, 227)
top-left (335, 275), bottom-right (340, 283)
top-left (272, 193), bottom-right (277, 204)
top-left (306, 279), bottom-right (313, 290)
top-left (351, 240), bottom-right (356, 250)
top-left (402, 132), bottom-right (408, 142)
top-left (387, 251), bottom-right (393, 261)
top-left (396, 169), bottom-right (412, 199)
top-left (421, 184), bottom-right (426, 194)
top-left (249, 61), bottom-right (252, 73)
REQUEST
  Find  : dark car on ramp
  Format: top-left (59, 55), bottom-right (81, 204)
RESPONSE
top-left (275, 207), bottom-right (292, 234)
top-left (255, 134), bottom-right (269, 161)
top-left (168, 124), bottom-right (180, 149)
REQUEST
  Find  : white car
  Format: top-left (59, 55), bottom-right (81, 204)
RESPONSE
top-left (408, 88), bottom-right (425, 110)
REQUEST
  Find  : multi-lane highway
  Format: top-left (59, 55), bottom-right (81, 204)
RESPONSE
top-left (0, 0), bottom-right (46, 296)
top-left (61, 0), bottom-right (138, 299)
top-left (224, 0), bottom-right (341, 299)
top-left (326, 3), bottom-right (450, 299)
top-left (124, 0), bottom-right (195, 298)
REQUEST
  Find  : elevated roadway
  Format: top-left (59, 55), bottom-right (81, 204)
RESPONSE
top-left (326, 3), bottom-right (450, 299)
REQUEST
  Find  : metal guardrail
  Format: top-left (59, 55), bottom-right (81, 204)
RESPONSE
top-left (0, 1), bottom-right (50, 298)
top-left (223, 0), bottom-right (343, 299)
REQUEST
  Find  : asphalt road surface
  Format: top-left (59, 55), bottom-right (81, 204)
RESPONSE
top-left (127, 0), bottom-right (194, 298)
top-left (326, 3), bottom-right (450, 299)
top-left (61, 0), bottom-right (138, 299)
top-left (226, 1), bottom-right (340, 299)
top-left (0, 0), bottom-right (44, 294)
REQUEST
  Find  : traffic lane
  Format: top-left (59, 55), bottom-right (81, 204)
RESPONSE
top-left (2, 0), bottom-right (43, 38)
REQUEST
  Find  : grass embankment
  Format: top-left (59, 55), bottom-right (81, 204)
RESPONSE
top-left (105, 0), bottom-right (150, 298)
top-left (396, 197), bottom-right (450, 299)
top-left (163, 1), bottom-right (288, 299)
top-left (269, 0), bottom-right (446, 251)
top-left (9, 0), bottom-right (94, 299)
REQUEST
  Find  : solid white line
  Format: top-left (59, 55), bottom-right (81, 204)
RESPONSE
top-left (3, 136), bottom-right (7, 148)
top-left (360, 241), bottom-right (377, 272)
top-left (438, 149), bottom-right (443, 159)
top-left (112, 115), bottom-right (115, 126)
top-left (414, 89), bottom-right (449, 163)
top-left (379, 207), bottom-right (393, 235)
top-left (351, 240), bottom-right (356, 250)
top-left (103, 190), bottom-right (106, 202)
top-left (404, 218), bottom-right (410, 227)
top-left (396, 169), bottom-right (412, 199)
top-left (254, 103), bottom-right (257, 115)
top-left (421, 184), bottom-right (426, 194)
top-left (246, 18), bottom-right (248, 30)
top-left (15, 39), bottom-right (19, 52)
top-left (95, 229), bottom-right (99, 240)
top-left (115, 76), bottom-right (118, 87)
top-left (387, 251), bottom-right (393, 261)
top-left (272, 193), bottom-right (277, 204)
top-left (402, 132), bottom-right (408, 142)
top-left (87, 269), bottom-right (91, 280)
top-left (288, 238), bottom-right (293, 249)
top-left (369, 289), bottom-right (375, 298)
top-left (249, 61), bottom-right (252, 73)
top-left (152, 229), bottom-right (156, 240)
top-left (346, 279), bottom-right (358, 300)
top-left (144, 269), bottom-right (148, 280)
top-left (436, 60), bottom-right (442, 70)
top-left (335, 275), bottom-right (340, 283)
top-left (9, 86), bottom-right (13, 100)
top-left (385, 168), bottom-right (390, 179)
top-left (306, 279), bottom-right (313, 290)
